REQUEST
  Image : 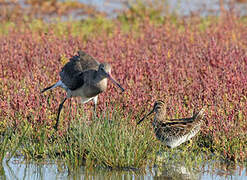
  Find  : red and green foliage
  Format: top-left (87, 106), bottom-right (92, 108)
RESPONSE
top-left (0, 14), bottom-right (247, 163)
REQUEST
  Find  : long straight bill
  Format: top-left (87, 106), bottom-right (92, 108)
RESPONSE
top-left (137, 109), bottom-right (154, 125)
top-left (108, 75), bottom-right (125, 92)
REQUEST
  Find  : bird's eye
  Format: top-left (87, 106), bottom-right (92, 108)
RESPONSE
top-left (100, 65), bottom-right (104, 70)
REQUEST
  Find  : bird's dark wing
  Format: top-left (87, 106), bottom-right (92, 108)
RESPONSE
top-left (60, 71), bottom-right (84, 90)
top-left (160, 109), bottom-right (205, 136)
top-left (60, 51), bottom-right (99, 90)
top-left (76, 50), bottom-right (100, 71)
top-left (161, 120), bottom-right (195, 136)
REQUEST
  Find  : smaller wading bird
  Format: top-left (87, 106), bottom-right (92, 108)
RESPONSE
top-left (41, 51), bottom-right (124, 130)
top-left (137, 100), bottom-right (205, 148)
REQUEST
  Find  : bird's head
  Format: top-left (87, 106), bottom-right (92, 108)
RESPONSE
top-left (98, 63), bottom-right (111, 75)
top-left (98, 63), bottom-right (124, 92)
top-left (137, 100), bottom-right (166, 125)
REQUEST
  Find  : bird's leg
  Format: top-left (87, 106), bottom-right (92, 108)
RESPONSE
top-left (184, 139), bottom-right (193, 153)
top-left (93, 96), bottom-right (98, 118)
top-left (188, 139), bottom-right (194, 149)
top-left (67, 99), bottom-right (72, 131)
top-left (93, 96), bottom-right (98, 111)
top-left (54, 97), bottom-right (67, 130)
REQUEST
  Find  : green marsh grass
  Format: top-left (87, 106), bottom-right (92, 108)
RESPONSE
top-left (0, 108), bottom-right (159, 170)
top-left (1, 107), bottom-right (243, 171)
top-left (0, 123), bottom-right (29, 165)
top-left (81, 108), bottom-right (158, 169)
top-left (0, 128), bottom-right (13, 163)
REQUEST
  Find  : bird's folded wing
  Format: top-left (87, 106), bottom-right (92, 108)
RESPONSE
top-left (160, 120), bottom-right (194, 135)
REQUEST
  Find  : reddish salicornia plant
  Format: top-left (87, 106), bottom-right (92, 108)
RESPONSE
top-left (0, 14), bottom-right (247, 162)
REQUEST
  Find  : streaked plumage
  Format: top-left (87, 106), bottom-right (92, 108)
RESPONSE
top-left (137, 100), bottom-right (205, 148)
top-left (41, 50), bottom-right (124, 130)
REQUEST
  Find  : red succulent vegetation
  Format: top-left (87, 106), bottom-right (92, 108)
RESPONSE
top-left (0, 14), bottom-right (247, 161)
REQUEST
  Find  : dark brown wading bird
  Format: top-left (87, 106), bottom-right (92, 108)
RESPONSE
top-left (137, 100), bottom-right (205, 148)
top-left (41, 51), bottom-right (124, 130)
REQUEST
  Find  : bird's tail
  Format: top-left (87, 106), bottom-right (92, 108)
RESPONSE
top-left (41, 81), bottom-right (63, 93)
top-left (193, 108), bottom-right (205, 122)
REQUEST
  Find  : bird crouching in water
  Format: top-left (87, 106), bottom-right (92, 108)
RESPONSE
top-left (137, 100), bottom-right (205, 148)
top-left (41, 51), bottom-right (124, 130)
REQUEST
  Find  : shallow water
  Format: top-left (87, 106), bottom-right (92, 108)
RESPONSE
top-left (79, 0), bottom-right (247, 16)
top-left (1, 157), bottom-right (246, 180)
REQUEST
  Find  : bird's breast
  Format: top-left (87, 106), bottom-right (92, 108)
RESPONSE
top-left (96, 78), bottom-right (108, 92)
top-left (71, 78), bottom-right (108, 98)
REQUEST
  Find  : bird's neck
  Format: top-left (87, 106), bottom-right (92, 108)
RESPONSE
top-left (92, 71), bottom-right (108, 91)
top-left (94, 71), bottom-right (105, 81)
top-left (154, 110), bottom-right (166, 122)
top-left (152, 112), bottom-right (166, 129)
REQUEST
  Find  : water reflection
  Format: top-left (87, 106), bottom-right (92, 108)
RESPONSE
top-left (203, 161), bottom-right (247, 179)
top-left (1, 157), bottom-right (246, 180)
top-left (2, 159), bottom-right (68, 180)
top-left (69, 168), bottom-right (147, 180)
top-left (153, 162), bottom-right (202, 179)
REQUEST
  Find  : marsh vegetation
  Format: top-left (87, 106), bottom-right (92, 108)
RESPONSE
top-left (0, 0), bottom-right (247, 178)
